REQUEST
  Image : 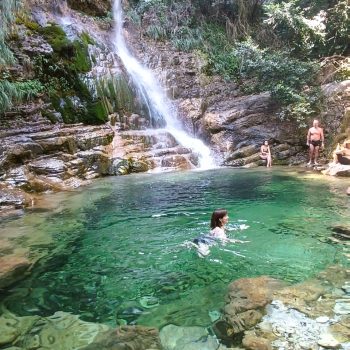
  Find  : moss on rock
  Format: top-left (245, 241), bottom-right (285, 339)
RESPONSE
top-left (67, 0), bottom-right (112, 17)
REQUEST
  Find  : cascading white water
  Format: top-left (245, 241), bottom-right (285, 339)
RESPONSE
top-left (112, 0), bottom-right (215, 169)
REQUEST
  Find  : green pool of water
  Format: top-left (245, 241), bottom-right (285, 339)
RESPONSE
top-left (1, 168), bottom-right (349, 328)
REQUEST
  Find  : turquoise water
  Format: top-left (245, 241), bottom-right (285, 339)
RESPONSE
top-left (1, 168), bottom-right (349, 328)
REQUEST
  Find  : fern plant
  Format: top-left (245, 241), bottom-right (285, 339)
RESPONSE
top-left (0, 0), bottom-right (20, 66)
top-left (0, 79), bottom-right (44, 113)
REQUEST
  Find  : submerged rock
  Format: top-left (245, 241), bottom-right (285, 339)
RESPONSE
top-left (223, 276), bottom-right (286, 334)
top-left (0, 256), bottom-right (31, 289)
top-left (0, 313), bottom-right (39, 347)
top-left (242, 331), bottom-right (273, 350)
top-left (116, 306), bottom-right (145, 324)
top-left (139, 296), bottom-right (159, 309)
top-left (82, 326), bottom-right (162, 350)
top-left (0, 311), bottom-right (110, 349)
top-left (159, 324), bottom-right (219, 350)
top-left (331, 226), bottom-right (350, 241)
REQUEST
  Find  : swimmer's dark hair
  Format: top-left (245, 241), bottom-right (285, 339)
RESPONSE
top-left (211, 209), bottom-right (228, 229)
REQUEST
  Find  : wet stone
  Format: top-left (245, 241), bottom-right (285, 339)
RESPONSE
top-left (139, 296), bottom-right (159, 309)
top-left (28, 158), bottom-right (67, 177)
top-left (116, 306), bottom-right (144, 324)
top-left (330, 226), bottom-right (350, 241)
top-left (317, 333), bottom-right (341, 349)
top-left (0, 256), bottom-right (31, 289)
top-left (159, 324), bottom-right (219, 350)
top-left (81, 326), bottom-right (162, 350)
top-left (334, 300), bottom-right (350, 315)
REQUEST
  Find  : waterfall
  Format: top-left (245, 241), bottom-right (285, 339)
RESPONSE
top-left (112, 0), bottom-right (215, 169)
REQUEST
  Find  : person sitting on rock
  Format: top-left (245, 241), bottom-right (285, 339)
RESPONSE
top-left (333, 140), bottom-right (350, 165)
top-left (260, 140), bottom-right (272, 167)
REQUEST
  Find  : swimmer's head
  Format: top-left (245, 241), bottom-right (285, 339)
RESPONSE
top-left (313, 119), bottom-right (319, 127)
top-left (211, 209), bottom-right (229, 229)
top-left (264, 140), bottom-right (269, 146)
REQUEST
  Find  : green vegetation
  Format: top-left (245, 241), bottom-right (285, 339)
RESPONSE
top-left (96, 76), bottom-right (135, 116)
top-left (128, 0), bottom-right (349, 126)
top-left (38, 25), bottom-right (92, 73)
top-left (32, 25), bottom-right (109, 124)
top-left (1, 10), bottom-right (134, 124)
top-left (0, 1), bottom-right (47, 116)
top-left (0, 0), bottom-right (20, 66)
top-left (1, 0), bottom-right (348, 126)
top-left (15, 13), bottom-right (40, 31)
top-left (0, 79), bottom-right (44, 112)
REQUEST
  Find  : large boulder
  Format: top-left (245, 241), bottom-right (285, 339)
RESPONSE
top-left (159, 324), bottom-right (218, 350)
top-left (0, 186), bottom-right (33, 211)
top-left (323, 163), bottom-right (350, 176)
top-left (220, 276), bottom-right (286, 345)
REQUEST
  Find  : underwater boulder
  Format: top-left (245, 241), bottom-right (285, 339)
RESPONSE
top-left (82, 326), bottom-right (162, 350)
top-left (330, 225), bottom-right (350, 241)
top-left (159, 324), bottom-right (218, 350)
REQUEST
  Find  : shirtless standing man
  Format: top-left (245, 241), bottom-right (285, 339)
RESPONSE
top-left (306, 119), bottom-right (324, 166)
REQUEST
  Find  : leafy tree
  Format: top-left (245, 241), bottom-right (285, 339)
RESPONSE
top-left (325, 0), bottom-right (350, 55)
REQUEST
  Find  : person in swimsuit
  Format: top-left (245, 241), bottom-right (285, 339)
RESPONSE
top-left (260, 140), bottom-right (272, 167)
top-left (209, 209), bottom-right (245, 243)
top-left (191, 209), bottom-right (247, 257)
top-left (306, 119), bottom-right (324, 166)
top-left (333, 140), bottom-right (350, 165)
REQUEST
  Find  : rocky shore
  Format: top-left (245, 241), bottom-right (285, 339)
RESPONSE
top-left (0, 110), bottom-right (200, 214)
top-left (0, 264), bottom-right (349, 350)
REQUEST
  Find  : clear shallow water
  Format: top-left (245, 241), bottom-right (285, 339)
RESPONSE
top-left (1, 168), bottom-right (349, 328)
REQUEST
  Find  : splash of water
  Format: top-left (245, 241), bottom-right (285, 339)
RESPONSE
top-left (112, 0), bottom-right (215, 169)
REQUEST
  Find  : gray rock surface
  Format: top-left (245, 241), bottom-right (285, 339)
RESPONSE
top-left (160, 324), bottom-right (219, 350)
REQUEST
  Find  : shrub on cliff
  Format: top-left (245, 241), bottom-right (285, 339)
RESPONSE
top-left (0, 79), bottom-right (44, 114)
top-left (127, 0), bottom-right (349, 127)
top-left (0, 0), bottom-right (45, 116)
top-left (229, 40), bottom-right (322, 126)
top-left (0, 0), bottom-right (19, 66)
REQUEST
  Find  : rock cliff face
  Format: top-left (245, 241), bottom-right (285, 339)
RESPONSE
top-left (132, 36), bottom-right (350, 167)
top-left (0, 110), bottom-right (198, 212)
top-left (0, 0), bottom-right (199, 213)
top-left (0, 108), bottom-right (114, 212)
top-left (1, 0), bottom-right (349, 215)
top-left (67, 0), bottom-right (112, 17)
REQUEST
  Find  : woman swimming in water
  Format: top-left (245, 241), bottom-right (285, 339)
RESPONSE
top-left (191, 208), bottom-right (247, 257)
top-left (210, 208), bottom-right (246, 243)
